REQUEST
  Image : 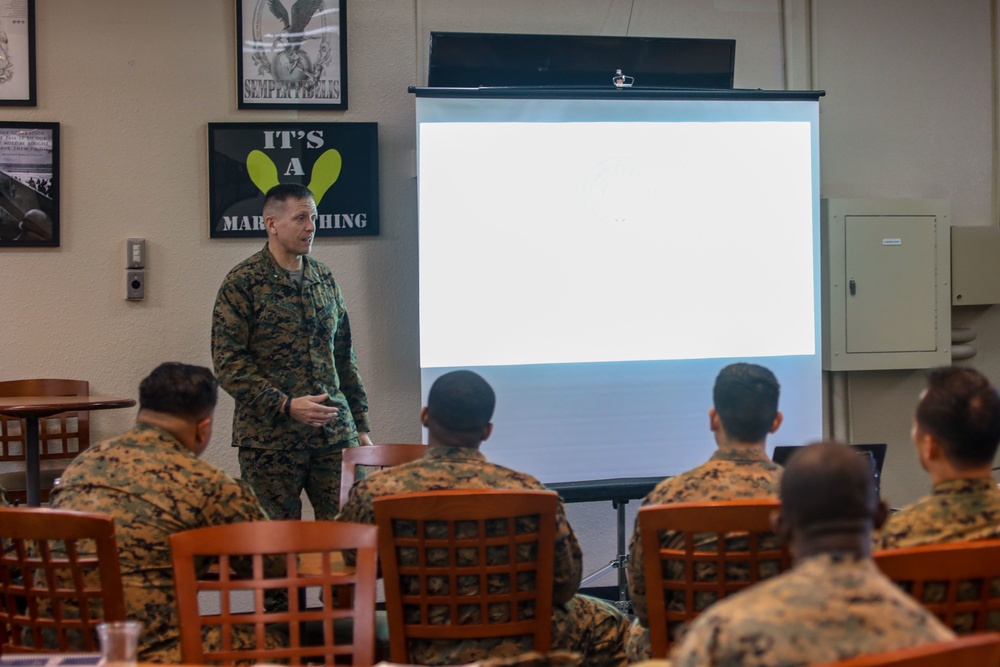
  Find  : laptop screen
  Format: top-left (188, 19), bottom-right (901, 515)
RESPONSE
top-left (771, 444), bottom-right (887, 498)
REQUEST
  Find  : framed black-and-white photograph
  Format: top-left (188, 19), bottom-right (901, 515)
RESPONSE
top-left (0, 122), bottom-right (59, 247)
top-left (237, 0), bottom-right (348, 110)
top-left (0, 0), bottom-right (36, 106)
top-left (208, 122), bottom-right (378, 238)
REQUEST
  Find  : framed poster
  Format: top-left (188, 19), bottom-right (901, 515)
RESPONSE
top-left (237, 0), bottom-right (347, 110)
top-left (208, 122), bottom-right (378, 238)
top-left (0, 122), bottom-right (58, 247)
top-left (0, 0), bottom-right (36, 106)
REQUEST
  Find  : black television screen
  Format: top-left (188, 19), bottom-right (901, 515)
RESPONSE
top-left (427, 32), bottom-right (735, 89)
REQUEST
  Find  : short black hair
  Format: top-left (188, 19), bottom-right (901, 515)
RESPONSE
top-left (781, 441), bottom-right (877, 530)
top-left (712, 363), bottom-right (780, 443)
top-left (426, 371), bottom-right (496, 437)
top-left (138, 363), bottom-right (218, 420)
top-left (263, 183), bottom-right (314, 210)
top-left (916, 366), bottom-right (1000, 468)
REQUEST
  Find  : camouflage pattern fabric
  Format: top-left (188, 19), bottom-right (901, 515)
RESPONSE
top-left (337, 446), bottom-right (629, 666)
top-left (668, 553), bottom-right (955, 667)
top-left (625, 444), bottom-right (782, 661)
top-left (877, 478), bottom-right (1000, 548)
top-left (876, 478), bottom-right (1000, 633)
top-left (212, 245), bottom-right (369, 519)
top-left (238, 445), bottom-right (344, 520)
top-left (48, 423), bottom-right (277, 663)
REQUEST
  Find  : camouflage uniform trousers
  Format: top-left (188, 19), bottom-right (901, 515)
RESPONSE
top-left (407, 594), bottom-right (629, 667)
top-left (239, 444), bottom-right (347, 520)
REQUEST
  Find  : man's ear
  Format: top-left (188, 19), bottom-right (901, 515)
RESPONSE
top-left (873, 500), bottom-right (890, 531)
top-left (709, 408), bottom-right (721, 433)
top-left (771, 509), bottom-right (792, 546)
top-left (481, 423), bottom-right (494, 442)
top-left (192, 416), bottom-right (213, 457)
top-left (264, 214), bottom-right (277, 236)
top-left (769, 411), bottom-right (783, 434)
top-left (420, 407), bottom-right (430, 428)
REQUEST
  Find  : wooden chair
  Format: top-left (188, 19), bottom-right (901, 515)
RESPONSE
top-left (637, 499), bottom-right (791, 658)
top-left (0, 507), bottom-right (126, 653)
top-left (373, 489), bottom-right (558, 665)
top-left (0, 379), bottom-right (90, 504)
top-left (170, 519), bottom-right (378, 666)
top-left (810, 632), bottom-right (1000, 666)
top-left (339, 443), bottom-right (427, 508)
top-left (873, 539), bottom-right (1000, 634)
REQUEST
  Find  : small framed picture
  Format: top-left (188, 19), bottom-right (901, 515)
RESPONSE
top-left (236, 0), bottom-right (348, 110)
top-left (0, 122), bottom-right (59, 247)
top-left (208, 122), bottom-right (379, 238)
top-left (0, 0), bottom-right (36, 106)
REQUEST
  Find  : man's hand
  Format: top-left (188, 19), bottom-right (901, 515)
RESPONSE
top-left (358, 431), bottom-right (374, 447)
top-left (289, 394), bottom-right (339, 428)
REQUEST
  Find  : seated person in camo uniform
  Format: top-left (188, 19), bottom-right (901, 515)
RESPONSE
top-left (337, 370), bottom-right (629, 667)
top-left (47, 362), bottom-right (281, 663)
top-left (669, 441), bottom-right (955, 667)
top-left (625, 362), bottom-right (785, 661)
top-left (876, 366), bottom-right (1000, 633)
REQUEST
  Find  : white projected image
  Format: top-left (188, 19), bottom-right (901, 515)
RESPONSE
top-left (419, 121), bottom-right (815, 368)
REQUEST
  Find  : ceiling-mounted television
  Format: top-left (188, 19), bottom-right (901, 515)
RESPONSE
top-left (427, 32), bottom-right (735, 89)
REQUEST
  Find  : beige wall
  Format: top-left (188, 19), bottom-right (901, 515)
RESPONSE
top-left (1, 0), bottom-right (996, 584)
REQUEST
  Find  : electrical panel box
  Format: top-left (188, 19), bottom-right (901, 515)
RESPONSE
top-left (822, 199), bottom-right (950, 371)
top-left (951, 226), bottom-right (1000, 305)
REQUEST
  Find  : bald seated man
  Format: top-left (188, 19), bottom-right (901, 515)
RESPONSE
top-left (669, 441), bottom-right (954, 667)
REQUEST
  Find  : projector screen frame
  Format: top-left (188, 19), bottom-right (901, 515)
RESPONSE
top-left (412, 86), bottom-right (827, 485)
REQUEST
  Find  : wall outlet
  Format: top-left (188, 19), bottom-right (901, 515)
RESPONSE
top-left (126, 269), bottom-right (144, 300)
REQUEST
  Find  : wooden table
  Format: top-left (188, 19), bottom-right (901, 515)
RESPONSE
top-left (0, 395), bottom-right (136, 506)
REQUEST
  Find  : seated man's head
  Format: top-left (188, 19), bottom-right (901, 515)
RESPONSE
top-left (775, 441), bottom-right (888, 560)
top-left (912, 366), bottom-right (1000, 481)
top-left (422, 370), bottom-right (496, 448)
top-left (138, 363), bottom-right (218, 457)
top-left (711, 363), bottom-right (782, 446)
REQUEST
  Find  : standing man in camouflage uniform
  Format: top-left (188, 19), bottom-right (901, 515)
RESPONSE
top-left (49, 363), bottom-right (278, 663)
top-left (212, 183), bottom-right (372, 521)
top-left (669, 442), bottom-right (954, 667)
top-left (625, 362), bottom-right (784, 661)
top-left (877, 366), bottom-right (1000, 549)
top-left (337, 370), bottom-right (629, 666)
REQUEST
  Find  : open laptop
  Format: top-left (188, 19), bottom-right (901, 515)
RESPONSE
top-left (771, 444), bottom-right (887, 498)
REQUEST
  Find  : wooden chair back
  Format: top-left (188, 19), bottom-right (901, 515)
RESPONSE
top-left (170, 519), bottom-right (378, 666)
top-left (637, 499), bottom-right (791, 658)
top-left (0, 507), bottom-right (125, 653)
top-left (873, 539), bottom-right (1000, 634)
top-left (0, 379), bottom-right (90, 503)
top-left (810, 632), bottom-right (1000, 666)
top-left (373, 489), bottom-right (559, 664)
top-left (339, 443), bottom-right (427, 507)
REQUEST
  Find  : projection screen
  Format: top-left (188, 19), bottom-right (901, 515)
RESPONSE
top-left (415, 90), bottom-right (824, 484)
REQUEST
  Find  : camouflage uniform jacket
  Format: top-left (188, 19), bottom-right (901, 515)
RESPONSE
top-left (669, 552), bottom-right (955, 667)
top-left (627, 444), bottom-right (782, 627)
top-left (212, 244), bottom-right (370, 450)
top-left (337, 446), bottom-right (597, 664)
top-left (48, 423), bottom-right (272, 663)
top-left (876, 478), bottom-right (1000, 549)
top-left (338, 445), bottom-right (582, 603)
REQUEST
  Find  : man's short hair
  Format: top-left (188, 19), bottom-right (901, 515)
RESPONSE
top-left (712, 363), bottom-right (780, 443)
top-left (139, 363), bottom-right (218, 421)
top-left (426, 370), bottom-right (496, 435)
top-left (263, 183), bottom-right (314, 212)
top-left (781, 441), bottom-right (877, 530)
top-left (916, 366), bottom-right (1000, 468)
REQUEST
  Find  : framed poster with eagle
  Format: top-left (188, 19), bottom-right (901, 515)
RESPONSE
top-left (236, 0), bottom-right (348, 110)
